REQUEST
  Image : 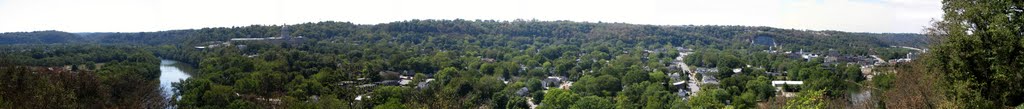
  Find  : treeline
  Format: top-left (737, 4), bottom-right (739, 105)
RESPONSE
top-left (0, 30), bottom-right (82, 45)
top-left (0, 45), bottom-right (158, 67)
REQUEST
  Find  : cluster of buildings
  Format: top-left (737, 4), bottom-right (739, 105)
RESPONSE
top-left (194, 25), bottom-right (304, 50)
top-left (770, 81), bottom-right (804, 97)
top-left (542, 76), bottom-right (572, 90)
top-left (345, 70), bottom-right (435, 101)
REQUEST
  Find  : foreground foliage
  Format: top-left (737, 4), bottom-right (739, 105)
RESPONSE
top-left (0, 45), bottom-right (165, 108)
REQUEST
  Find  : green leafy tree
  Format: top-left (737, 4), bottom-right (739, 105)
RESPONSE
top-left (411, 73), bottom-right (427, 86)
top-left (621, 68), bottom-right (649, 85)
top-left (506, 96), bottom-right (530, 109)
top-left (203, 85), bottom-right (237, 106)
top-left (784, 89), bottom-right (826, 109)
top-left (927, 0), bottom-right (1024, 107)
top-left (732, 92), bottom-right (758, 109)
top-left (374, 99), bottom-right (407, 109)
top-left (435, 67), bottom-right (459, 84)
top-left (614, 94), bottom-right (639, 109)
top-left (641, 82), bottom-right (672, 109)
top-left (371, 86), bottom-right (411, 105)
top-left (539, 89), bottom-right (580, 109)
top-left (689, 88), bottom-right (728, 108)
top-left (227, 100), bottom-right (258, 108)
top-left (648, 70), bottom-right (667, 84)
top-left (745, 76), bottom-right (776, 100)
top-left (571, 96), bottom-right (613, 109)
top-left (571, 75), bottom-right (621, 96)
top-left (475, 76), bottom-right (506, 97)
top-left (872, 72), bottom-right (895, 90)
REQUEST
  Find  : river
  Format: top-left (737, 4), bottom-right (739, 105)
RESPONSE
top-left (158, 59), bottom-right (193, 98)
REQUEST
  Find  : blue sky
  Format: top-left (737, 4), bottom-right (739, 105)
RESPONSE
top-left (0, 0), bottom-right (941, 33)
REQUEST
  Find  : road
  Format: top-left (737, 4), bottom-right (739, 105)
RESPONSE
top-left (674, 52), bottom-right (700, 95)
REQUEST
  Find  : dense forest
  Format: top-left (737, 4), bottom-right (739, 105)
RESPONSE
top-left (3, 0), bottom-right (1022, 108)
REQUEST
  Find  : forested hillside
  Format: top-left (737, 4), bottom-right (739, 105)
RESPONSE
top-left (9, 20), bottom-right (927, 53)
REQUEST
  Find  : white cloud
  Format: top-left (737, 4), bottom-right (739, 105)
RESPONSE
top-left (0, 0), bottom-right (941, 33)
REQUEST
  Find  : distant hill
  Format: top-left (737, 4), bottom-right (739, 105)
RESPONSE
top-left (0, 30), bottom-right (83, 45)
top-left (874, 33), bottom-right (930, 48)
top-left (0, 20), bottom-right (929, 53)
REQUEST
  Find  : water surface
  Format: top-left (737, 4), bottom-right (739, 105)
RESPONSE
top-left (159, 59), bottom-right (193, 98)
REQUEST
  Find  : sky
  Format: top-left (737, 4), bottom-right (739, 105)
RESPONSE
top-left (0, 0), bottom-right (942, 33)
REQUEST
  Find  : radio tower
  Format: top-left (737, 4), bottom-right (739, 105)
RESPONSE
top-left (281, 24), bottom-right (291, 40)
